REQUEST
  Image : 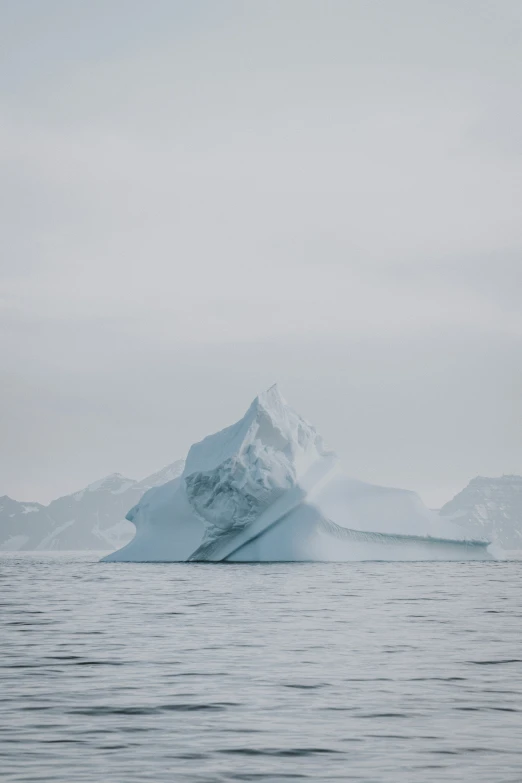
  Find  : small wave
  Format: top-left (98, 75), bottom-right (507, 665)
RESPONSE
top-left (219, 747), bottom-right (341, 757)
top-left (69, 703), bottom-right (234, 716)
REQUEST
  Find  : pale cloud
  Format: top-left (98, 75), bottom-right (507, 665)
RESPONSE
top-left (1, 0), bottom-right (521, 504)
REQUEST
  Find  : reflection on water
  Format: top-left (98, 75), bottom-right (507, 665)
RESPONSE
top-left (1, 553), bottom-right (521, 782)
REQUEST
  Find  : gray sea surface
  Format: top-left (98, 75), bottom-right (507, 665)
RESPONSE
top-left (1, 553), bottom-right (521, 782)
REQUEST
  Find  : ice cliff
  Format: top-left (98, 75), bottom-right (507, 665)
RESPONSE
top-left (103, 386), bottom-right (492, 562)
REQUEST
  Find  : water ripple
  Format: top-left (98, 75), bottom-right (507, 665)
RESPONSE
top-left (0, 553), bottom-right (521, 782)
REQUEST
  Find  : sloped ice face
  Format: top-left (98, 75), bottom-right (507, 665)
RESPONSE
top-left (102, 386), bottom-right (493, 562)
top-left (183, 385), bottom-right (331, 541)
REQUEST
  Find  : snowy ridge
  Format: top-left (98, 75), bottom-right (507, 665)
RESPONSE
top-left (73, 473), bottom-right (136, 501)
top-left (440, 475), bottom-right (522, 551)
top-left (1, 460), bottom-right (185, 551)
top-left (104, 387), bottom-right (493, 562)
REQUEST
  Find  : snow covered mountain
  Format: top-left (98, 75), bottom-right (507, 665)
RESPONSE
top-left (0, 461), bottom-right (185, 551)
top-left (439, 475), bottom-right (522, 551)
top-left (104, 386), bottom-right (492, 562)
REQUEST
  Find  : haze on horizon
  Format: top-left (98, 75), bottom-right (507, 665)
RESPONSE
top-left (1, 0), bottom-right (521, 508)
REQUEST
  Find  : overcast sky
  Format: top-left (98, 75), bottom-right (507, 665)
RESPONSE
top-left (1, 0), bottom-right (521, 506)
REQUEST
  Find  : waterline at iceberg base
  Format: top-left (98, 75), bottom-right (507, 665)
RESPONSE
top-left (102, 386), bottom-right (492, 563)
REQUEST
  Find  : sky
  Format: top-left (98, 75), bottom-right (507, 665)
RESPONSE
top-left (1, 0), bottom-right (521, 506)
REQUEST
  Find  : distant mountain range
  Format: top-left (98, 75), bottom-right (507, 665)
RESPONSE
top-left (0, 461), bottom-right (184, 551)
top-left (439, 475), bottom-right (522, 551)
top-left (1, 467), bottom-right (520, 552)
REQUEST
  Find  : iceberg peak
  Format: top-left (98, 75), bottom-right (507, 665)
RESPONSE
top-left (251, 383), bottom-right (285, 412)
top-left (180, 386), bottom-right (333, 542)
top-left (184, 385), bottom-right (332, 479)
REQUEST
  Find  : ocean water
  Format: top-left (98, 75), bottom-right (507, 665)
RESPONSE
top-left (1, 553), bottom-right (521, 782)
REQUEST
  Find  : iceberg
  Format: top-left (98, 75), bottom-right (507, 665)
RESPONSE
top-left (103, 386), bottom-right (492, 562)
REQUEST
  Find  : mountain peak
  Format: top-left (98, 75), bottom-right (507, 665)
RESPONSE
top-left (86, 473), bottom-right (135, 491)
top-left (440, 474), bottom-right (522, 549)
top-left (70, 473), bottom-right (137, 500)
top-left (466, 474), bottom-right (522, 490)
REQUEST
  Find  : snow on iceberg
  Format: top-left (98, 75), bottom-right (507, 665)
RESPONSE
top-left (103, 385), bottom-right (492, 562)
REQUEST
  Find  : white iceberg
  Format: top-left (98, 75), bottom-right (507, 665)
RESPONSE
top-left (103, 386), bottom-right (492, 562)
